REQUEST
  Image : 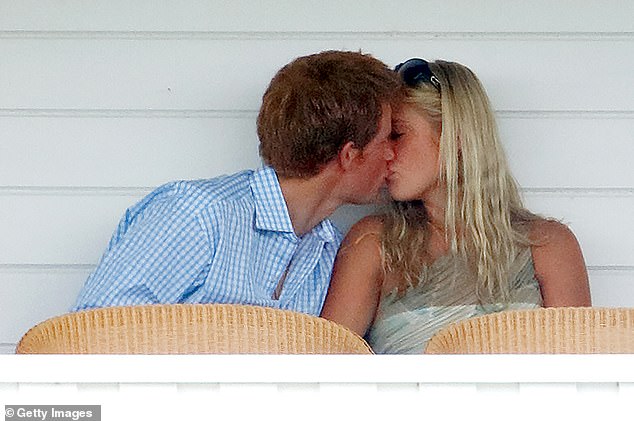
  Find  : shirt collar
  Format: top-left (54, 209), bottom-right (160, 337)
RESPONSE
top-left (251, 167), bottom-right (294, 234)
top-left (250, 167), bottom-right (338, 243)
top-left (311, 218), bottom-right (338, 243)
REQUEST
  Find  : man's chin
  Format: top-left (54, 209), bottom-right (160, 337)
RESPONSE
top-left (359, 187), bottom-right (392, 206)
top-left (347, 191), bottom-right (383, 206)
top-left (375, 186), bottom-right (393, 204)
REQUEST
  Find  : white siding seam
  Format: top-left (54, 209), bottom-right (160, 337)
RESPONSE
top-left (1, 187), bottom-right (632, 197)
top-left (522, 188), bottom-right (634, 197)
top-left (0, 344), bottom-right (16, 354)
top-left (0, 264), bottom-right (632, 273)
top-left (1, 110), bottom-right (632, 119)
top-left (0, 187), bottom-right (152, 196)
top-left (498, 111), bottom-right (634, 120)
top-left (0, 264), bottom-right (95, 272)
top-left (0, 109), bottom-right (258, 119)
top-left (0, 30), bottom-right (633, 41)
top-left (587, 266), bottom-right (634, 272)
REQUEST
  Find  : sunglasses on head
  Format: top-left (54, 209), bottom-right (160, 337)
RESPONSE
top-left (395, 58), bottom-right (441, 91)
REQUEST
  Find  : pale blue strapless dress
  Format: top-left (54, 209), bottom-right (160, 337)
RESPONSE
top-left (366, 248), bottom-right (543, 354)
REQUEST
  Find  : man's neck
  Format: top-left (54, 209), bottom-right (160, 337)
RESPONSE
top-left (278, 170), bottom-right (342, 237)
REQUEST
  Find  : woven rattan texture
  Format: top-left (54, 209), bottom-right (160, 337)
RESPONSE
top-left (424, 307), bottom-right (634, 354)
top-left (15, 304), bottom-right (373, 354)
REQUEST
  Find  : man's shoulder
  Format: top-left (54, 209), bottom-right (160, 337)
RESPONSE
top-left (124, 170), bottom-right (255, 227)
top-left (159, 169), bottom-right (255, 208)
top-left (182, 170), bottom-right (254, 200)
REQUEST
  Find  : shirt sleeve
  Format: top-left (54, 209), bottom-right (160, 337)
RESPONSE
top-left (71, 183), bottom-right (213, 311)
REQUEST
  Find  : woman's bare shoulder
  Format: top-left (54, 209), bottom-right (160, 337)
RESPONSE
top-left (528, 219), bottom-right (591, 306)
top-left (341, 215), bottom-right (385, 247)
top-left (528, 219), bottom-right (577, 246)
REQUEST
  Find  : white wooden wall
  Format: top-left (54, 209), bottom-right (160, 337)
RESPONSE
top-left (1, 1), bottom-right (633, 356)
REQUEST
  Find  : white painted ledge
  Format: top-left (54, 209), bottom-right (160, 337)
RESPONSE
top-left (2, 354), bottom-right (634, 383)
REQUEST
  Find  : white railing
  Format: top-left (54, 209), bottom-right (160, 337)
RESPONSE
top-left (2, 355), bottom-right (634, 420)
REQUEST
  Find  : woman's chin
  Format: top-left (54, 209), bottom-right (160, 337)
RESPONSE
top-left (387, 187), bottom-right (408, 202)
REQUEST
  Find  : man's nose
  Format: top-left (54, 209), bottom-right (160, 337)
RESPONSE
top-left (384, 142), bottom-right (395, 161)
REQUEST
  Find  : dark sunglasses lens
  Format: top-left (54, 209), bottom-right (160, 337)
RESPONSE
top-left (396, 59), bottom-right (434, 88)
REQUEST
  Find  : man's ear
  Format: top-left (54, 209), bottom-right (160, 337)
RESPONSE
top-left (338, 141), bottom-right (361, 170)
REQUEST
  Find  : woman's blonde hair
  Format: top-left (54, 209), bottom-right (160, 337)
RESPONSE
top-left (382, 60), bottom-right (541, 303)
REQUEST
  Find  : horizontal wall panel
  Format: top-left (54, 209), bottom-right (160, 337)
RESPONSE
top-left (589, 270), bottom-right (634, 307)
top-left (1, 193), bottom-right (632, 266)
top-left (501, 117), bottom-right (634, 189)
top-left (1, 116), bottom-right (631, 189)
top-left (0, 116), bottom-right (261, 187)
top-left (1, 39), bottom-right (632, 111)
top-left (522, 193), bottom-right (634, 268)
top-left (0, 267), bottom-right (631, 346)
top-left (0, 194), bottom-right (143, 265)
top-left (0, 268), bottom-right (90, 344)
top-left (1, 1), bottom-right (633, 32)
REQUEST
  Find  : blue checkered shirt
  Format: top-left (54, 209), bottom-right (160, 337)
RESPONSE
top-left (71, 167), bottom-right (342, 315)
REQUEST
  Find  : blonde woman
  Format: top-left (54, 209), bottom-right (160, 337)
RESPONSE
top-left (321, 58), bottom-right (591, 354)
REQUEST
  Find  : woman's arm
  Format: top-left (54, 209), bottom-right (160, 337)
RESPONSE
top-left (530, 220), bottom-right (592, 307)
top-left (320, 216), bottom-right (385, 337)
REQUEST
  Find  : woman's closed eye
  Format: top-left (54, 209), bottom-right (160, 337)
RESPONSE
top-left (390, 131), bottom-right (403, 141)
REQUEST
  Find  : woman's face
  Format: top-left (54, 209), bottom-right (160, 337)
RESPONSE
top-left (387, 104), bottom-right (441, 202)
